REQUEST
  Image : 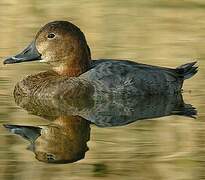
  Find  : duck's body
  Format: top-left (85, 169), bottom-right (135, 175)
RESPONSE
top-left (14, 59), bottom-right (197, 98)
top-left (4, 21), bottom-right (198, 97)
top-left (83, 59), bottom-right (196, 95)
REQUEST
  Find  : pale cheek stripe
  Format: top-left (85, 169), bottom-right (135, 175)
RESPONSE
top-left (39, 59), bottom-right (47, 63)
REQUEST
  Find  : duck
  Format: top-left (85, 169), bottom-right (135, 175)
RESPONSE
top-left (3, 21), bottom-right (198, 97)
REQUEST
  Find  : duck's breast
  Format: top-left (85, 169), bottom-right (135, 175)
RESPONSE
top-left (14, 71), bottom-right (95, 100)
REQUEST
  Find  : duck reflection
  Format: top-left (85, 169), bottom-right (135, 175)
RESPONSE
top-left (14, 91), bottom-right (196, 127)
top-left (4, 93), bottom-right (196, 163)
top-left (4, 115), bottom-right (90, 163)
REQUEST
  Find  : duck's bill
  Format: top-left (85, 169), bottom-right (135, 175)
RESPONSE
top-left (3, 41), bottom-right (42, 64)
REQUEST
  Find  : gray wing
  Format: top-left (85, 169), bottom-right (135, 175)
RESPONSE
top-left (80, 59), bottom-right (182, 95)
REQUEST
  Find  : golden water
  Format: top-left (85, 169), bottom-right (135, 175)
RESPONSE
top-left (0, 0), bottom-right (205, 179)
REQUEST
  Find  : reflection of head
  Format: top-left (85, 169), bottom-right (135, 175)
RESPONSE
top-left (4, 116), bottom-right (90, 164)
top-left (34, 116), bottom-right (90, 163)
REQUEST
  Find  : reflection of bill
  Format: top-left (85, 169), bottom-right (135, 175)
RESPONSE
top-left (4, 116), bottom-right (90, 164)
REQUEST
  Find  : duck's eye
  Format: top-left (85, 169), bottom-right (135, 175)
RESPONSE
top-left (47, 33), bottom-right (55, 39)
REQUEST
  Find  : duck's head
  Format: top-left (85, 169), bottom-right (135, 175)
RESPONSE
top-left (4, 21), bottom-right (91, 76)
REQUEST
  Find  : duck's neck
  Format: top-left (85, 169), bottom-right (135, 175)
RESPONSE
top-left (53, 44), bottom-right (91, 77)
top-left (53, 60), bottom-right (91, 77)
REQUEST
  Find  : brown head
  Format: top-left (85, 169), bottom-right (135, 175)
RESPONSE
top-left (4, 21), bottom-right (91, 76)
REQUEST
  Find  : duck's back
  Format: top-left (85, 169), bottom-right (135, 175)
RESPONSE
top-left (80, 60), bottom-right (197, 96)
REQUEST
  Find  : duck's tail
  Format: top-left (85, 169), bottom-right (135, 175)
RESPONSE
top-left (172, 103), bottom-right (197, 118)
top-left (176, 61), bottom-right (198, 80)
